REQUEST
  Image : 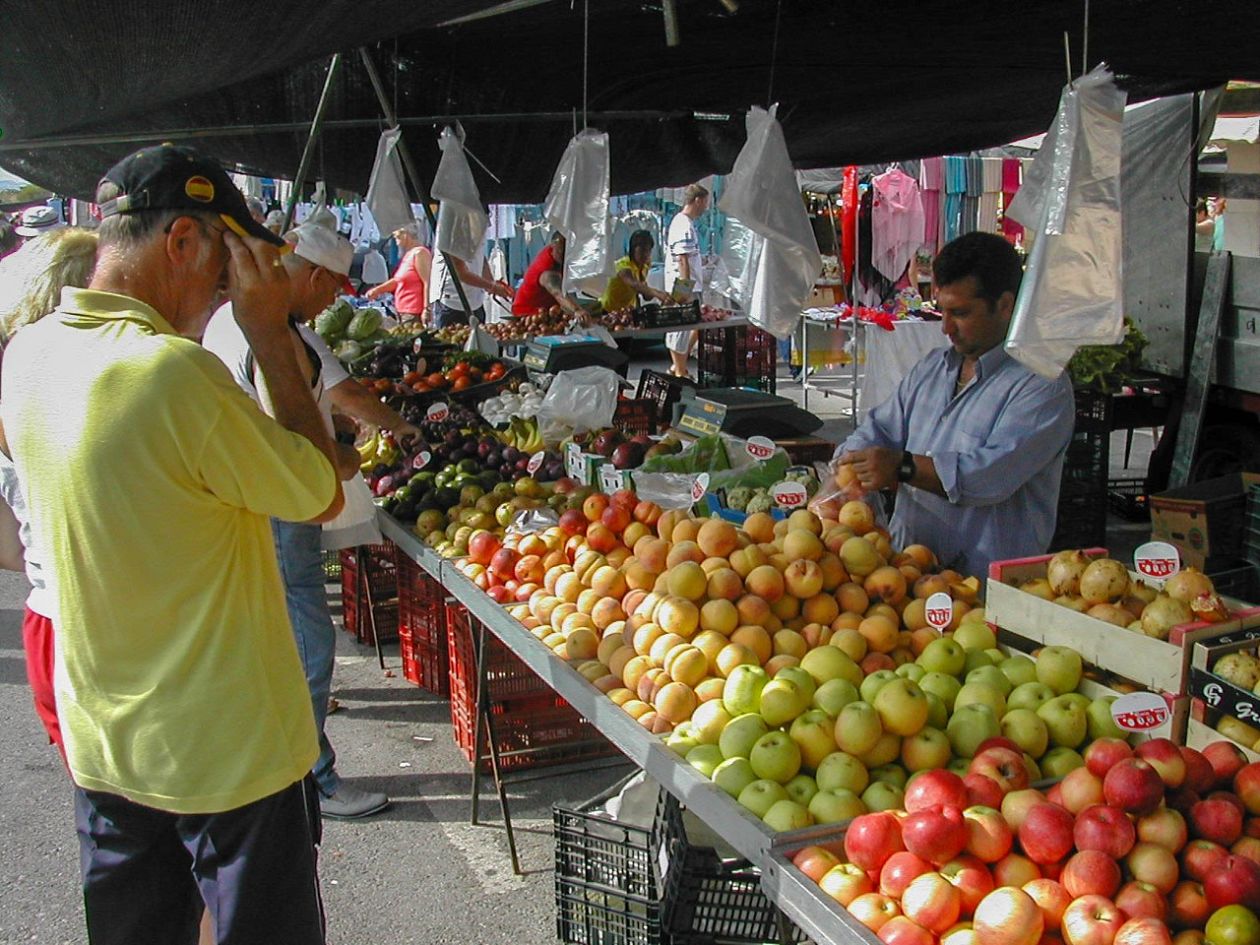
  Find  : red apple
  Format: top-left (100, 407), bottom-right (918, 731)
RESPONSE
top-left (1126, 842), bottom-right (1180, 894)
top-left (558, 508), bottom-right (588, 536)
top-left (1113, 917), bottom-right (1172, 945)
top-left (906, 770), bottom-right (970, 813)
top-left (1181, 839), bottom-right (1230, 882)
top-left (880, 851), bottom-right (935, 899)
top-left (1168, 880), bottom-right (1210, 929)
top-left (467, 529), bottom-right (502, 565)
top-left (1060, 768), bottom-right (1106, 814)
top-left (1233, 835), bottom-right (1260, 866)
top-left (488, 546), bottom-right (520, 580)
top-left (846, 812), bottom-right (906, 872)
top-left (486, 584), bottom-right (512, 603)
top-left (879, 915), bottom-right (936, 945)
top-left (1180, 747), bottom-right (1216, 795)
top-left (903, 806), bottom-right (969, 865)
top-left (1114, 880), bottom-right (1167, 921)
top-left (850, 891), bottom-right (902, 932)
top-left (1248, 816), bottom-right (1260, 839)
top-left (965, 774), bottom-right (1006, 809)
top-left (1002, 788), bottom-right (1048, 833)
top-left (1191, 797), bottom-right (1244, 845)
top-left (992, 852), bottom-right (1041, 887)
top-left (1203, 853), bottom-right (1260, 911)
top-left (1204, 741), bottom-right (1250, 790)
top-left (973, 887), bottom-right (1044, 945)
top-left (1234, 762), bottom-right (1260, 815)
top-left (1135, 739), bottom-right (1188, 789)
top-left (976, 737), bottom-right (1026, 756)
top-left (941, 854), bottom-right (995, 917)
top-left (963, 805), bottom-right (1014, 863)
top-left (1136, 807), bottom-right (1188, 853)
top-left (792, 845), bottom-right (840, 882)
top-left (1210, 790), bottom-right (1248, 817)
top-left (1104, 759), bottom-right (1166, 815)
top-left (902, 872), bottom-right (963, 934)
top-left (819, 861), bottom-right (875, 906)
top-left (1085, 738), bottom-right (1134, 779)
top-left (1023, 878), bottom-right (1072, 931)
top-left (1074, 803), bottom-right (1137, 858)
top-left (1040, 858), bottom-right (1065, 882)
top-left (1172, 932), bottom-right (1203, 945)
top-left (1019, 803), bottom-right (1076, 865)
top-left (1046, 784), bottom-right (1065, 807)
top-left (1061, 895), bottom-right (1126, 945)
top-left (971, 746), bottom-right (1032, 793)
top-left (1061, 849), bottom-right (1122, 899)
top-left (1165, 787), bottom-right (1202, 816)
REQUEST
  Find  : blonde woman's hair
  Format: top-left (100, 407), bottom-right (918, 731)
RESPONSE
top-left (0, 228), bottom-right (98, 345)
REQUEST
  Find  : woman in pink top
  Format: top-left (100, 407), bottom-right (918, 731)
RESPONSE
top-left (365, 223), bottom-right (432, 325)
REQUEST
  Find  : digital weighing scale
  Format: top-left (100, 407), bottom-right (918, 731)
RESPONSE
top-left (676, 388), bottom-right (824, 439)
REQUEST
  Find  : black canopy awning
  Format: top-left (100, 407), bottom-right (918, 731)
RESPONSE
top-left (2, 0), bottom-right (1256, 203)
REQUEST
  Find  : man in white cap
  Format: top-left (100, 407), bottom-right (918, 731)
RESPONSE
top-left (14, 205), bottom-right (65, 239)
top-left (205, 222), bottom-right (418, 820)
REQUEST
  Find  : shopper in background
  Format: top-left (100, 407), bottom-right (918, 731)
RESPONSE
top-left (245, 195), bottom-right (268, 225)
top-left (364, 222), bottom-right (431, 325)
top-left (1195, 199), bottom-right (1215, 253)
top-left (0, 143), bottom-right (340, 944)
top-left (1212, 196), bottom-right (1227, 251)
top-left (512, 231), bottom-right (587, 321)
top-left (427, 241), bottom-right (513, 328)
top-left (835, 231), bottom-right (1075, 579)
top-left (664, 183), bottom-right (710, 377)
top-left (600, 229), bottom-right (672, 312)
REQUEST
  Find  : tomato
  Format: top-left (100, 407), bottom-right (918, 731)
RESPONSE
top-left (426, 372), bottom-right (446, 389)
top-left (486, 363), bottom-right (506, 381)
top-left (412, 382), bottom-right (431, 393)
top-left (452, 376), bottom-right (473, 391)
top-left (449, 362), bottom-right (470, 378)
top-left (402, 370), bottom-right (421, 385)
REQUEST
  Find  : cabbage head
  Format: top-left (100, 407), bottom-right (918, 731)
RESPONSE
top-left (347, 306), bottom-right (384, 341)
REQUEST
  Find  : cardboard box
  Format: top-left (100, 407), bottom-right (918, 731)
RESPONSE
top-left (1150, 473), bottom-right (1260, 570)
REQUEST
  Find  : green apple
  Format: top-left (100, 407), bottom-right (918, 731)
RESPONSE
top-left (920, 672), bottom-right (962, 710)
top-left (872, 678), bottom-right (930, 737)
top-left (685, 744), bottom-right (726, 778)
top-left (1007, 681), bottom-right (1057, 712)
top-left (954, 681), bottom-right (1006, 719)
top-left (800, 646), bottom-right (862, 687)
top-left (999, 707), bottom-right (1049, 757)
top-left (763, 798), bottom-right (814, 832)
top-left (789, 709), bottom-right (838, 770)
top-left (946, 703), bottom-right (1000, 758)
top-left (1085, 696), bottom-right (1126, 740)
top-left (858, 732), bottom-right (903, 768)
top-left (966, 664), bottom-right (1014, 697)
top-left (984, 648), bottom-right (1007, 665)
top-left (859, 669), bottom-right (899, 705)
top-left (901, 726), bottom-right (952, 772)
top-left (952, 621), bottom-right (997, 652)
top-left (918, 637), bottom-right (967, 676)
top-left (1039, 746), bottom-right (1085, 778)
top-left (737, 779), bottom-right (789, 818)
top-left (785, 773), bottom-right (819, 806)
top-left (809, 788), bottom-right (867, 824)
top-left (760, 678), bottom-right (808, 728)
top-left (689, 701), bottom-right (732, 745)
top-left (666, 724), bottom-right (700, 757)
top-left (718, 713), bottom-right (770, 760)
top-left (947, 757), bottom-right (971, 776)
top-left (1035, 645), bottom-right (1083, 695)
top-left (812, 678), bottom-right (860, 717)
top-left (924, 692), bottom-right (948, 730)
top-left (1036, 694), bottom-right (1088, 748)
top-left (861, 780), bottom-right (905, 812)
top-left (711, 757), bottom-right (758, 798)
top-left (895, 663), bottom-right (927, 683)
top-left (834, 701), bottom-right (883, 755)
top-left (775, 665), bottom-right (817, 704)
top-left (1023, 753), bottom-right (1042, 783)
top-left (961, 606), bottom-right (987, 625)
top-left (815, 751), bottom-right (870, 794)
top-left (1056, 692), bottom-right (1091, 712)
top-left (722, 664), bottom-right (769, 716)
top-left (749, 731), bottom-right (802, 783)
top-left (868, 763), bottom-right (909, 788)
top-left (963, 648), bottom-right (1000, 675)
top-left (999, 655), bottom-right (1038, 689)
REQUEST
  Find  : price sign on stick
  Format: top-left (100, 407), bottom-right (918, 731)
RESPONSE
top-left (1109, 692), bottom-right (1171, 733)
top-left (527, 451), bottom-right (546, 476)
top-left (925, 592), bottom-right (953, 631)
top-left (745, 436), bottom-right (776, 461)
top-left (690, 473), bottom-right (710, 504)
top-left (412, 451), bottom-right (431, 470)
top-left (1134, 541), bottom-right (1180, 582)
top-left (425, 401), bottom-right (449, 423)
top-left (771, 481), bottom-right (809, 510)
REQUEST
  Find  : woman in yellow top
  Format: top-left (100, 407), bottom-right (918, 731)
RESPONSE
top-left (600, 230), bottom-right (673, 312)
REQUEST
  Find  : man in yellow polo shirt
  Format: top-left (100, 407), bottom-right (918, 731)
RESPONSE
top-left (599, 229), bottom-right (672, 312)
top-left (0, 145), bottom-right (342, 944)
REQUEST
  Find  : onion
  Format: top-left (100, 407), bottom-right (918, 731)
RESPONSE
top-left (1047, 549), bottom-right (1091, 597)
top-left (1054, 595), bottom-right (1090, 613)
top-left (1087, 602), bottom-right (1134, 628)
top-left (1138, 593), bottom-right (1194, 640)
top-left (1165, 567), bottom-right (1216, 604)
top-left (1020, 577), bottom-right (1055, 601)
top-left (1079, 558), bottom-right (1131, 605)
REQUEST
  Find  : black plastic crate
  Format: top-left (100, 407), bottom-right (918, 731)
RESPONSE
top-left (1108, 476), bottom-right (1149, 521)
top-left (322, 548), bottom-right (342, 581)
top-left (1052, 481), bottom-right (1109, 550)
top-left (637, 369), bottom-right (696, 429)
top-left (1072, 386), bottom-right (1112, 435)
top-left (1207, 559), bottom-right (1260, 605)
top-left (613, 398), bottom-right (659, 437)
top-left (1247, 484), bottom-right (1260, 568)
top-left (697, 325), bottom-right (777, 394)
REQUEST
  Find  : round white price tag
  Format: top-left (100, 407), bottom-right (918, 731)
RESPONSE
top-left (745, 436), bottom-right (776, 461)
top-left (690, 473), bottom-right (710, 503)
top-left (1134, 541), bottom-right (1180, 582)
top-left (426, 401), bottom-right (450, 423)
top-left (1109, 691), bottom-right (1171, 733)
top-left (527, 451), bottom-right (546, 475)
top-left (412, 450), bottom-right (431, 470)
top-left (925, 592), bottom-right (953, 631)
top-left (771, 481), bottom-right (809, 510)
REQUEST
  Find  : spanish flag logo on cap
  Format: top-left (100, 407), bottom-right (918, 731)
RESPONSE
top-left (185, 176), bottom-right (215, 202)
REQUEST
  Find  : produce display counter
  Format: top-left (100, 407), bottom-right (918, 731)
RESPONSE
top-left (607, 316), bottom-right (751, 341)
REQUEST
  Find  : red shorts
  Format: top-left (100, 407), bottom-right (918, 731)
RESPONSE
top-left (22, 606), bottom-right (63, 753)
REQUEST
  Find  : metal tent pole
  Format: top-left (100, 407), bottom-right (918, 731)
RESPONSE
top-left (283, 53), bottom-right (343, 233)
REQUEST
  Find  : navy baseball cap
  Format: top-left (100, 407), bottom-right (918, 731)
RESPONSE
top-left (97, 144), bottom-right (286, 247)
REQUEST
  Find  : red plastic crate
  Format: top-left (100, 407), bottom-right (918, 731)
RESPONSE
top-left (396, 553), bottom-right (450, 696)
top-left (339, 543), bottom-right (399, 644)
top-left (697, 324), bottom-right (776, 392)
top-left (444, 601), bottom-right (617, 772)
top-left (612, 397), bottom-right (658, 437)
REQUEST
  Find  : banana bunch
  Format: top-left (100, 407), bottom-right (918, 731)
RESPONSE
top-left (358, 430), bottom-right (401, 472)
top-left (499, 416), bottom-right (543, 454)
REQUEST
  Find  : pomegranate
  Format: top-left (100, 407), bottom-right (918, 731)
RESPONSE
top-left (1165, 567), bottom-right (1215, 604)
top-left (1047, 549), bottom-right (1091, 597)
top-left (1079, 558), bottom-right (1130, 605)
top-left (1139, 594), bottom-right (1194, 640)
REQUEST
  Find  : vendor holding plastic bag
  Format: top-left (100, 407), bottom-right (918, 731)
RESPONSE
top-left (833, 233), bottom-right (1075, 579)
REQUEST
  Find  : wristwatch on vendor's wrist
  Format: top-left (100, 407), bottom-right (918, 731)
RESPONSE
top-left (896, 450), bottom-right (916, 483)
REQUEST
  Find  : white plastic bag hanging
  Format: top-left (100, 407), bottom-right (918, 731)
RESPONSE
top-left (365, 128), bottom-right (414, 237)
top-left (543, 129), bottom-right (614, 296)
top-left (431, 125), bottom-right (489, 264)
top-left (1005, 65), bottom-right (1126, 378)
top-left (719, 106), bottom-right (822, 340)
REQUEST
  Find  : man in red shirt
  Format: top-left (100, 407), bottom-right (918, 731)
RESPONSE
top-left (511, 232), bottom-right (586, 320)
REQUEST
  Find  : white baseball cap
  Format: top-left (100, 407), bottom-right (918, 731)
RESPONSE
top-left (286, 222), bottom-right (353, 277)
top-left (15, 205), bottom-right (64, 237)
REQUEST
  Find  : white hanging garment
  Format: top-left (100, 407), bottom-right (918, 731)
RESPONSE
top-left (365, 128), bottom-right (415, 237)
top-left (543, 129), bottom-right (614, 296)
top-left (431, 125), bottom-right (489, 264)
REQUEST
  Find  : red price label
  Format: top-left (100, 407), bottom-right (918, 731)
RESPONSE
top-left (413, 451), bottom-right (431, 470)
top-left (426, 401), bottom-right (450, 423)
top-left (1134, 541), bottom-right (1180, 581)
top-left (745, 436), bottom-right (776, 461)
top-left (771, 481), bottom-right (809, 509)
top-left (1110, 692), bottom-right (1171, 732)
top-left (527, 451), bottom-right (545, 475)
top-left (925, 591), bottom-right (953, 631)
top-left (690, 473), bottom-right (710, 503)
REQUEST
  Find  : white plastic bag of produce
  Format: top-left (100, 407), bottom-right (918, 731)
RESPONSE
top-left (1004, 64), bottom-right (1126, 379)
top-left (431, 124), bottom-right (489, 265)
top-left (719, 105), bottom-right (822, 340)
top-left (365, 128), bottom-right (414, 238)
top-left (321, 474), bottom-right (384, 551)
top-left (543, 129), bottom-right (614, 296)
top-left (536, 366), bottom-right (620, 442)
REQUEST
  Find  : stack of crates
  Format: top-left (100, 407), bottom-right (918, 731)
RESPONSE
top-left (1052, 388), bottom-right (1111, 551)
top-left (339, 543), bottom-right (399, 644)
top-left (636, 370), bottom-right (695, 430)
top-left (394, 552), bottom-right (450, 696)
top-left (696, 325), bottom-right (777, 393)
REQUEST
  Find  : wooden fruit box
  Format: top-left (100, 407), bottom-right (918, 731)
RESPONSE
top-left (1186, 633), bottom-right (1260, 749)
top-left (987, 549), bottom-right (1260, 694)
top-left (1183, 711), bottom-right (1260, 763)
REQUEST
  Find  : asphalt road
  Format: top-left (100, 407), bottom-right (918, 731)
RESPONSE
top-left (0, 569), bottom-right (629, 945)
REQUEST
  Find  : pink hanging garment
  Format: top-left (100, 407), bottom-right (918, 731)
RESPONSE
top-left (1001, 158), bottom-right (1024, 243)
top-left (870, 167), bottom-right (925, 283)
